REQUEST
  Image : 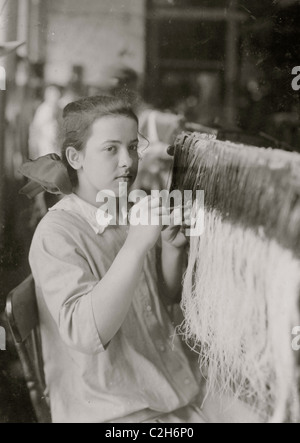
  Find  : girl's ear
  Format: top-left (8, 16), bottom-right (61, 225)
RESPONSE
top-left (65, 146), bottom-right (83, 171)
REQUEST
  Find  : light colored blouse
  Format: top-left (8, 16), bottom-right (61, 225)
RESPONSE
top-left (29, 194), bottom-right (203, 423)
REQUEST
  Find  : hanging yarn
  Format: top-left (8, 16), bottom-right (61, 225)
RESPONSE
top-left (170, 132), bottom-right (300, 423)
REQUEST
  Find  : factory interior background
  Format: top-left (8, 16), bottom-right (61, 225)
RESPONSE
top-left (0, 0), bottom-right (299, 422)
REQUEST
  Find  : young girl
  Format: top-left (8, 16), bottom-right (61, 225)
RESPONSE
top-left (28, 95), bottom-right (207, 423)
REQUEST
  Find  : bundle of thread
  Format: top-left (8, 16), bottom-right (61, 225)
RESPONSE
top-left (170, 132), bottom-right (300, 423)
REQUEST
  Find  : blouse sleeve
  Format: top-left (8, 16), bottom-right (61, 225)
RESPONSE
top-left (29, 223), bottom-right (105, 355)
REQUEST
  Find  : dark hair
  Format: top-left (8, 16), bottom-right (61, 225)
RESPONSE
top-left (61, 95), bottom-right (139, 186)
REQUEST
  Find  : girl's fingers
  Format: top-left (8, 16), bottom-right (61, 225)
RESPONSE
top-left (183, 207), bottom-right (192, 226)
top-left (132, 198), bottom-right (194, 226)
top-left (167, 205), bottom-right (193, 226)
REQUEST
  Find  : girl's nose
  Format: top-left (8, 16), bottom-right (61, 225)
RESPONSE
top-left (118, 147), bottom-right (133, 168)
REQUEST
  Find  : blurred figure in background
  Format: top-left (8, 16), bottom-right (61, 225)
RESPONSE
top-left (96, 63), bottom-right (141, 109)
top-left (136, 109), bottom-right (184, 193)
top-left (59, 85), bottom-right (80, 111)
top-left (28, 85), bottom-right (62, 227)
top-left (28, 85), bottom-right (61, 159)
top-left (27, 79), bottom-right (82, 227)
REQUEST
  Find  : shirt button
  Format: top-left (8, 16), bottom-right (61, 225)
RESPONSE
top-left (146, 305), bottom-right (152, 312)
top-left (159, 345), bottom-right (165, 352)
top-left (184, 378), bottom-right (191, 385)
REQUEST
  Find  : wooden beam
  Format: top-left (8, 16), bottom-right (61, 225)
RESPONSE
top-left (0, 0), bottom-right (19, 249)
top-left (27, 0), bottom-right (47, 63)
top-left (148, 7), bottom-right (247, 22)
top-left (0, 89), bottom-right (6, 250)
top-left (17, 0), bottom-right (30, 57)
top-left (145, 17), bottom-right (160, 104)
top-left (225, 0), bottom-right (239, 126)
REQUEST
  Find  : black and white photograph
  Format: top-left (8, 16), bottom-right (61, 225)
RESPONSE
top-left (0, 0), bottom-right (299, 425)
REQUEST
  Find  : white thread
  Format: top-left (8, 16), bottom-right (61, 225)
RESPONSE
top-left (179, 209), bottom-right (300, 422)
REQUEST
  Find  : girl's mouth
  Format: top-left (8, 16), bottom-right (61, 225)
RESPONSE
top-left (116, 176), bottom-right (133, 182)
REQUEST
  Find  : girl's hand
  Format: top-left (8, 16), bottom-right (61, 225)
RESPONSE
top-left (161, 204), bottom-right (192, 249)
top-left (126, 196), bottom-right (167, 252)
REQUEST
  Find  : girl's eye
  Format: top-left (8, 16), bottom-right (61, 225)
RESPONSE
top-left (105, 146), bottom-right (117, 153)
top-left (129, 144), bottom-right (138, 151)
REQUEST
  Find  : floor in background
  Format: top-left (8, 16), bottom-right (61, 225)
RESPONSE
top-left (0, 284), bottom-right (37, 423)
top-left (0, 347), bottom-right (36, 423)
top-left (0, 178), bottom-right (37, 423)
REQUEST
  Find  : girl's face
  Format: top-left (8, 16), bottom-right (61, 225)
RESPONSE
top-left (76, 115), bottom-right (139, 205)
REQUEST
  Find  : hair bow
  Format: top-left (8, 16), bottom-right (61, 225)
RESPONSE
top-left (19, 154), bottom-right (73, 199)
